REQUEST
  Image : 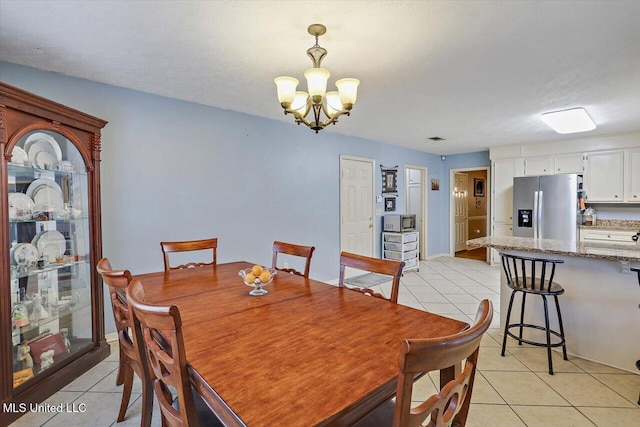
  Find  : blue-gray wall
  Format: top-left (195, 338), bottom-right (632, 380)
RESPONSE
top-left (0, 62), bottom-right (489, 333)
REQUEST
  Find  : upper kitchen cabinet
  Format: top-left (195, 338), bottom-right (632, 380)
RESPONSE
top-left (584, 150), bottom-right (624, 203)
top-left (0, 82), bottom-right (109, 422)
top-left (523, 156), bottom-right (551, 176)
top-left (625, 147), bottom-right (640, 203)
top-left (553, 153), bottom-right (584, 174)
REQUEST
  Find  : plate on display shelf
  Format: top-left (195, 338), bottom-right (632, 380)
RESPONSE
top-left (40, 243), bottom-right (63, 263)
top-left (24, 132), bottom-right (62, 161)
top-left (27, 140), bottom-right (58, 168)
top-left (10, 146), bottom-right (29, 165)
top-left (26, 178), bottom-right (63, 198)
top-left (34, 150), bottom-right (58, 170)
top-left (8, 193), bottom-right (35, 218)
top-left (32, 186), bottom-right (64, 212)
top-left (13, 243), bottom-right (39, 265)
top-left (35, 230), bottom-right (66, 256)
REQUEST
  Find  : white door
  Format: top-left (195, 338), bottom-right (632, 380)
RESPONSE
top-left (340, 156), bottom-right (375, 257)
top-left (405, 167), bottom-right (426, 259)
top-left (454, 173), bottom-right (469, 252)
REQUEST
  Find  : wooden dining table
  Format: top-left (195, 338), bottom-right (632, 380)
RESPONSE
top-left (135, 261), bottom-right (469, 426)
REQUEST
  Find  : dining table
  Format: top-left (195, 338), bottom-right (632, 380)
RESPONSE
top-left (134, 261), bottom-right (469, 426)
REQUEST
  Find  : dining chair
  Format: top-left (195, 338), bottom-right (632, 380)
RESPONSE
top-left (96, 258), bottom-right (153, 427)
top-left (160, 237), bottom-right (218, 271)
top-left (338, 251), bottom-right (405, 303)
top-left (355, 300), bottom-right (493, 427)
top-left (271, 240), bottom-right (316, 278)
top-left (126, 279), bottom-right (223, 427)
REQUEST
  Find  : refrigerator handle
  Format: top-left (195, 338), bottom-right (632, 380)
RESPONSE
top-left (533, 191), bottom-right (539, 239)
top-left (538, 190), bottom-right (544, 239)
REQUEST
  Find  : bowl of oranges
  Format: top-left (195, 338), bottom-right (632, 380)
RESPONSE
top-left (239, 265), bottom-right (277, 296)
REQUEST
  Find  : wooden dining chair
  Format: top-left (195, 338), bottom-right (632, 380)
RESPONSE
top-left (271, 240), bottom-right (316, 278)
top-left (355, 300), bottom-right (493, 427)
top-left (96, 258), bottom-right (153, 427)
top-left (160, 237), bottom-right (218, 271)
top-left (126, 279), bottom-right (223, 427)
top-left (338, 251), bottom-right (405, 304)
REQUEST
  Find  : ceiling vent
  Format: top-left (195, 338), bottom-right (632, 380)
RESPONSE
top-left (428, 137), bottom-right (445, 141)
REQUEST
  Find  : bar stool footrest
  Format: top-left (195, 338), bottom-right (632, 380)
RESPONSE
top-left (505, 323), bottom-right (566, 348)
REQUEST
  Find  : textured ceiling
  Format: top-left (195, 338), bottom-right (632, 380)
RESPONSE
top-left (1, 1), bottom-right (639, 154)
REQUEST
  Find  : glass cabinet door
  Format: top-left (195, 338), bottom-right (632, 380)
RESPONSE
top-left (8, 130), bottom-right (92, 389)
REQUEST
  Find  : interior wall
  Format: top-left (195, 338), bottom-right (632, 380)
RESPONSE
top-left (1, 62), bottom-right (490, 332)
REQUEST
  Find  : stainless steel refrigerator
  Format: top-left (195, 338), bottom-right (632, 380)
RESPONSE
top-left (513, 174), bottom-right (581, 241)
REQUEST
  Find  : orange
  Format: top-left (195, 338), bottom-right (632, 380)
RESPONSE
top-left (259, 271), bottom-right (272, 283)
top-left (245, 272), bottom-right (256, 284)
top-left (251, 265), bottom-right (264, 276)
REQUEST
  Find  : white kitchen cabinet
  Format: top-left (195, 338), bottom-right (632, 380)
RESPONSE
top-left (523, 156), bottom-right (551, 176)
top-left (585, 150), bottom-right (624, 202)
top-left (553, 153), bottom-right (584, 174)
top-left (491, 223), bottom-right (513, 264)
top-left (625, 148), bottom-right (640, 202)
top-left (492, 158), bottom-right (519, 223)
top-left (382, 231), bottom-right (419, 272)
top-left (580, 228), bottom-right (637, 245)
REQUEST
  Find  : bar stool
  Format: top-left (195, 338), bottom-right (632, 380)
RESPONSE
top-left (631, 266), bottom-right (640, 406)
top-left (500, 252), bottom-right (568, 375)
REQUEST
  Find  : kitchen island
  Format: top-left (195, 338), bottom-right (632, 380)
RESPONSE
top-left (468, 236), bottom-right (640, 372)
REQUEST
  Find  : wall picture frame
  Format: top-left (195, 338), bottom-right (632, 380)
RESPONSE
top-left (474, 178), bottom-right (485, 197)
top-left (431, 179), bottom-right (440, 191)
top-left (380, 165), bottom-right (398, 195)
top-left (384, 197), bottom-right (396, 212)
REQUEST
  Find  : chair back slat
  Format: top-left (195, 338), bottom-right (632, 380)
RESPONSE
top-left (338, 252), bottom-right (404, 304)
top-left (127, 280), bottom-right (199, 427)
top-left (394, 300), bottom-right (493, 427)
top-left (160, 237), bottom-right (218, 271)
top-left (96, 258), bottom-right (139, 361)
top-left (500, 253), bottom-right (563, 292)
top-left (271, 241), bottom-right (315, 278)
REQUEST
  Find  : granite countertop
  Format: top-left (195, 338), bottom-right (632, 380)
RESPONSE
top-left (467, 236), bottom-right (640, 262)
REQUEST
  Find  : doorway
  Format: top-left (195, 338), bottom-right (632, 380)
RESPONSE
top-left (405, 165), bottom-right (428, 259)
top-left (449, 167), bottom-right (490, 262)
top-left (340, 155), bottom-right (375, 257)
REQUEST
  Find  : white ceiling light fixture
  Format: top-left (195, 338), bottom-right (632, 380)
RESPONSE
top-left (274, 24), bottom-right (360, 133)
top-left (541, 107), bottom-right (596, 134)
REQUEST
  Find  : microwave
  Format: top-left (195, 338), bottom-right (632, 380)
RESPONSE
top-left (383, 214), bottom-right (416, 232)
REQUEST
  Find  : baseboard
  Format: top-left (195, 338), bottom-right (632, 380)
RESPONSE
top-left (425, 253), bottom-right (450, 260)
top-left (105, 332), bottom-right (118, 343)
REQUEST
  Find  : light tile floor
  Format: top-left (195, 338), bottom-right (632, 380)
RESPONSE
top-left (10, 257), bottom-right (640, 426)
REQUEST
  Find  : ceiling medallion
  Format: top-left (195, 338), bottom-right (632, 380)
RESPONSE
top-left (274, 24), bottom-right (360, 133)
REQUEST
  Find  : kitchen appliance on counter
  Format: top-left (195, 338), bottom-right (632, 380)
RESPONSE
top-left (383, 214), bottom-right (416, 232)
top-left (513, 174), bottom-right (582, 241)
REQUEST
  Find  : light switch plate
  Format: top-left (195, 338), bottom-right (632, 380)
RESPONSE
top-left (376, 195), bottom-right (382, 203)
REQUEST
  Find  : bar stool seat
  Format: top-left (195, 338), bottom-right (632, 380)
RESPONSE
top-left (500, 252), bottom-right (568, 375)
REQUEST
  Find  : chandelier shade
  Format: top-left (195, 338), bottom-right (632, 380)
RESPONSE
top-left (274, 76), bottom-right (299, 105)
top-left (274, 24), bottom-right (360, 133)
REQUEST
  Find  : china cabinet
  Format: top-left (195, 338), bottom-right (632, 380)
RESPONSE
top-left (1, 82), bottom-right (108, 424)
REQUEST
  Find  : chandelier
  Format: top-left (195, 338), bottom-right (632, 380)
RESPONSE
top-left (274, 24), bottom-right (360, 133)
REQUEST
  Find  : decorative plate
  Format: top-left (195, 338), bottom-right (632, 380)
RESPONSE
top-left (8, 193), bottom-right (35, 217)
top-left (35, 230), bottom-right (66, 256)
top-left (10, 146), bottom-right (29, 164)
top-left (14, 243), bottom-right (39, 265)
top-left (24, 132), bottom-right (62, 161)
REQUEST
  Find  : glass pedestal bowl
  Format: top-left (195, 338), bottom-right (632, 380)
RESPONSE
top-left (239, 267), bottom-right (277, 296)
